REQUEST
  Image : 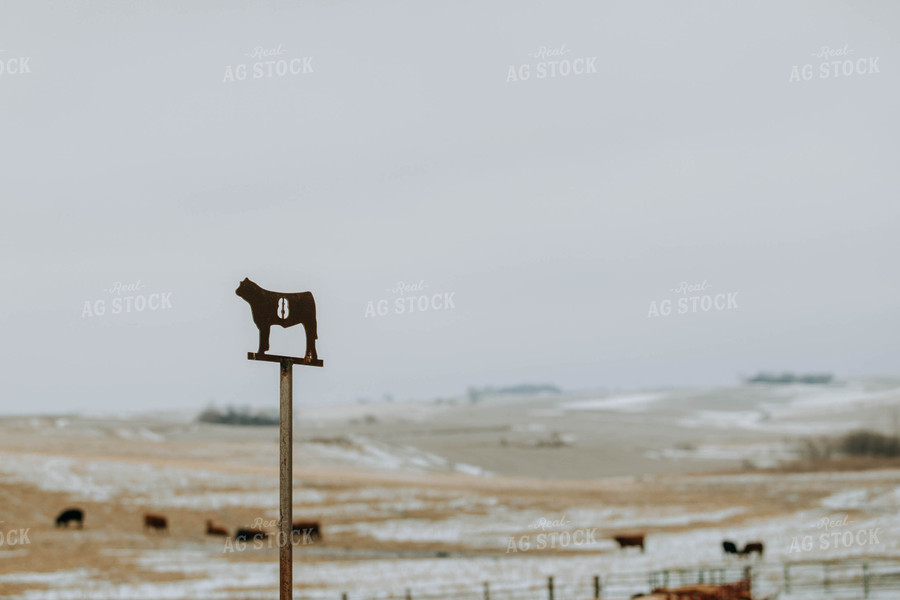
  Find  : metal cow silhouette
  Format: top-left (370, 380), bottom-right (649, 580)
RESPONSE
top-left (236, 278), bottom-right (319, 360)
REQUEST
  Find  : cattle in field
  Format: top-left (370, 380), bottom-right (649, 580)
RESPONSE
top-left (742, 541), bottom-right (764, 557)
top-left (144, 513), bottom-right (167, 533)
top-left (235, 527), bottom-right (268, 542)
top-left (55, 508), bottom-right (84, 529)
top-left (722, 540), bottom-right (740, 555)
top-left (613, 534), bottom-right (645, 552)
top-left (292, 521), bottom-right (321, 543)
top-left (636, 581), bottom-right (752, 599)
top-left (206, 520), bottom-right (228, 536)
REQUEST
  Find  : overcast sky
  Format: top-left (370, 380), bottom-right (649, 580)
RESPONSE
top-left (1, 0), bottom-right (898, 414)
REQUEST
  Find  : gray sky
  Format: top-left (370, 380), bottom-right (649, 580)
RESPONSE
top-left (1, 0), bottom-right (898, 413)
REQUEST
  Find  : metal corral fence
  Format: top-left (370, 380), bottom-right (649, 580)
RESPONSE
top-left (752, 557), bottom-right (900, 599)
top-left (292, 558), bottom-right (900, 600)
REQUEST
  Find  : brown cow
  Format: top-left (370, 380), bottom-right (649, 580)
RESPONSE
top-left (613, 534), bottom-right (645, 552)
top-left (292, 521), bottom-right (321, 544)
top-left (144, 513), bottom-right (167, 533)
top-left (206, 520), bottom-right (228, 536)
top-left (741, 541), bottom-right (764, 557)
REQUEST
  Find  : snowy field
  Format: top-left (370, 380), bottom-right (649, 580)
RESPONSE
top-left (1, 380), bottom-right (900, 599)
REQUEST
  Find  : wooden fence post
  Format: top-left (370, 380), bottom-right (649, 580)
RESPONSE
top-left (483, 581), bottom-right (490, 600)
top-left (784, 564), bottom-right (791, 594)
top-left (593, 575), bottom-right (601, 599)
top-left (547, 576), bottom-right (554, 600)
top-left (863, 563), bottom-right (870, 598)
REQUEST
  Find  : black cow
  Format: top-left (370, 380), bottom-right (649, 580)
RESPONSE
top-left (292, 521), bottom-right (321, 543)
top-left (613, 534), bottom-right (645, 552)
top-left (144, 513), bottom-right (168, 533)
top-left (235, 528), bottom-right (269, 542)
top-left (55, 508), bottom-right (84, 528)
top-left (236, 278), bottom-right (318, 360)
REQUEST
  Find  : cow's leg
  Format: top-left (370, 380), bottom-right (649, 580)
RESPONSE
top-left (258, 324), bottom-right (270, 354)
top-left (304, 322), bottom-right (318, 361)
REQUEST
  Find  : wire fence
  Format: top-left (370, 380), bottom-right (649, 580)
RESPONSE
top-left (292, 557), bottom-right (900, 600)
top-left (753, 558), bottom-right (900, 599)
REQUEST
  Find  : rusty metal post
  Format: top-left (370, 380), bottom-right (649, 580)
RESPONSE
top-left (280, 358), bottom-right (293, 600)
top-left (248, 352), bottom-right (323, 599)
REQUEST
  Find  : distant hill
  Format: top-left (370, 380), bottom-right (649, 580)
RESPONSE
top-left (467, 383), bottom-right (562, 402)
top-left (745, 372), bottom-right (834, 385)
top-left (196, 405), bottom-right (279, 426)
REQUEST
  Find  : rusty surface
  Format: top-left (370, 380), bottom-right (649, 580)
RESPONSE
top-left (280, 360), bottom-right (293, 600)
top-left (236, 278), bottom-right (319, 359)
top-left (247, 352), bottom-right (324, 367)
top-left (241, 280), bottom-right (325, 599)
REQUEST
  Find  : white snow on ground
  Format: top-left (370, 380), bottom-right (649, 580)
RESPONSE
top-left (112, 427), bottom-right (165, 442)
top-left (5, 563), bottom-right (280, 600)
top-left (511, 423), bottom-right (547, 433)
top-left (0, 452), bottom-right (279, 506)
top-left (297, 435), bottom-right (491, 476)
top-left (329, 505), bottom-right (748, 548)
top-left (670, 380), bottom-right (900, 435)
top-left (647, 442), bottom-right (800, 467)
top-left (0, 437), bottom-right (487, 507)
top-left (527, 409), bottom-right (564, 417)
top-left (678, 410), bottom-right (769, 430)
top-left (764, 381), bottom-right (900, 415)
top-left (0, 570), bottom-right (94, 585)
top-left (820, 489), bottom-right (870, 510)
top-left (561, 393), bottom-right (663, 413)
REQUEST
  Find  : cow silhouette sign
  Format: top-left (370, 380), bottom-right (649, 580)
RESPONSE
top-left (236, 278), bottom-right (319, 362)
